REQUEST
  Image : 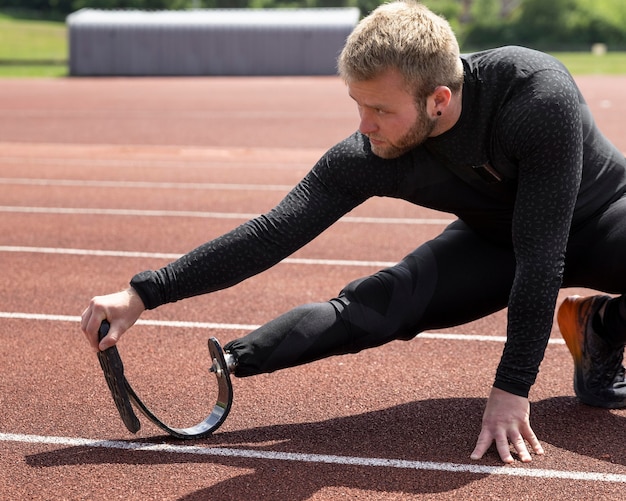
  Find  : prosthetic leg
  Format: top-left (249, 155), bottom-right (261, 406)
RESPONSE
top-left (96, 320), bottom-right (234, 439)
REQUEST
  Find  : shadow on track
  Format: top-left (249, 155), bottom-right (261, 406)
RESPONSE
top-left (24, 396), bottom-right (625, 499)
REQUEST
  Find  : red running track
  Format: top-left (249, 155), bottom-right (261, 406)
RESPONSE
top-left (1, 75), bottom-right (626, 500)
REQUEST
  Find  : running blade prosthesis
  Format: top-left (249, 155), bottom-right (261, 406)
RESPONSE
top-left (96, 320), bottom-right (233, 439)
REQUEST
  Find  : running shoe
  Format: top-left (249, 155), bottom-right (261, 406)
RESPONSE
top-left (557, 295), bottom-right (626, 408)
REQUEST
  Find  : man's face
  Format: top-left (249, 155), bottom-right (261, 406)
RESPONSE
top-left (348, 68), bottom-right (437, 159)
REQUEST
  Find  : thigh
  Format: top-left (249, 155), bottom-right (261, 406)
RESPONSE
top-left (340, 219), bottom-right (516, 339)
top-left (565, 194), bottom-right (626, 293)
top-left (408, 220), bottom-right (516, 332)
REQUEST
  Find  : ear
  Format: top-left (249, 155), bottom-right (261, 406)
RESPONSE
top-left (427, 86), bottom-right (452, 117)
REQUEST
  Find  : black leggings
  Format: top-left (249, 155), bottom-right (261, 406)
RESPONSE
top-left (225, 194), bottom-right (626, 376)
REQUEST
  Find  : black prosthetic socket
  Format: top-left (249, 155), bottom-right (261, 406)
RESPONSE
top-left (224, 301), bottom-right (352, 377)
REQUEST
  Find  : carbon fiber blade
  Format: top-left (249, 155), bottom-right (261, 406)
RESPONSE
top-left (96, 320), bottom-right (141, 434)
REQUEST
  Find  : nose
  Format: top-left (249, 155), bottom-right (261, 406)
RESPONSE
top-left (358, 108), bottom-right (378, 136)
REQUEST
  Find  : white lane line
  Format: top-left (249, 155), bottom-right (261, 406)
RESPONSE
top-left (0, 311), bottom-right (566, 345)
top-left (0, 205), bottom-right (260, 220)
top-left (0, 177), bottom-right (292, 192)
top-left (0, 205), bottom-right (454, 225)
top-left (0, 245), bottom-right (397, 268)
top-left (0, 312), bottom-right (258, 332)
top-left (1, 432), bottom-right (623, 482)
top-left (0, 156), bottom-right (309, 170)
top-left (0, 245), bottom-right (181, 260)
top-left (0, 109), bottom-right (352, 119)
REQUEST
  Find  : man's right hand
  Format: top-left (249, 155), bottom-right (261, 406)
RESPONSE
top-left (80, 287), bottom-right (145, 352)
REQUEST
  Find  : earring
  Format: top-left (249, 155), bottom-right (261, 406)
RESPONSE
top-left (436, 111), bottom-right (442, 116)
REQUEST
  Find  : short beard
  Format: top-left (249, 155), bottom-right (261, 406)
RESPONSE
top-left (370, 103), bottom-right (437, 159)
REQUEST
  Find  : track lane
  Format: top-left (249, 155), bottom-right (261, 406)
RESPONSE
top-left (2, 75), bottom-right (626, 500)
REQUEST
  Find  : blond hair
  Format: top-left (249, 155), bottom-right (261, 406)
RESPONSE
top-left (338, 1), bottom-right (464, 100)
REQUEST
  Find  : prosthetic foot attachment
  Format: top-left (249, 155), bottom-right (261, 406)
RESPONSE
top-left (96, 320), bottom-right (233, 439)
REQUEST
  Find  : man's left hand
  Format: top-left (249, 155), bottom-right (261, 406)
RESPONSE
top-left (470, 386), bottom-right (544, 463)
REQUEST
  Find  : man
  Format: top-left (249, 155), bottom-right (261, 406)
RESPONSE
top-left (81, 1), bottom-right (626, 464)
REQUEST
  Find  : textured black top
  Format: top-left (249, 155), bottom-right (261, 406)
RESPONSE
top-left (131, 46), bottom-right (626, 396)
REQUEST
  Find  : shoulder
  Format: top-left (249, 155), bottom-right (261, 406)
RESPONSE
top-left (463, 46), bottom-right (581, 118)
top-left (463, 46), bottom-right (571, 83)
top-left (460, 49), bottom-right (583, 160)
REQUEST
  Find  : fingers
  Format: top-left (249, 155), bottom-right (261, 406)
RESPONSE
top-left (94, 318), bottom-right (121, 351)
top-left (520, 423), bottom-right (545, 457)
top-left (471, 429), bottom-right (515, 463)
top-left (81, 303), bottom-right (120, 352)
top-left (81, 299), bottom-right (107, 352)
top-left (470, 428), bottom-right (492, 461)
top-left (471, 429), bottom-right (538, 463)
top-left (471, 388), bottom-right (544, 464)
top-left (510, 435), bottom-right (531, 463)
top-left (511, 421), bottom-right (545, 462)
top-left (79, 288), bottom-right (145, 352)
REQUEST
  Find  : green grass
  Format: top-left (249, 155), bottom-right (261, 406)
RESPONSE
top-left (1, 11), bottom-right (625, 78)
top-left (552, 51), bottom-right (626, 75)
top-left (0, 12), bottom-right (68, 77)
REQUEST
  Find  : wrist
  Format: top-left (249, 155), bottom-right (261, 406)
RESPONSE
top-left (126, 286), bottom-right (146, 312)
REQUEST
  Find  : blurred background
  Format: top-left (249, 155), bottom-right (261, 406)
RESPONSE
top-left (1, 0), bottom-right (625, 76)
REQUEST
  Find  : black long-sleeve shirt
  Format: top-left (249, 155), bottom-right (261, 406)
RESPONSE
top-left (131, 46), bottom-right (626, 396)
